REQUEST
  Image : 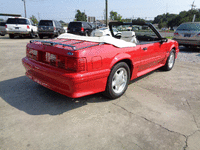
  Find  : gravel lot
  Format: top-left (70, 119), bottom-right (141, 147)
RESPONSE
top-left (0, 35), bottom-right (200, 150)
top-left (177, 46), bottom-right (200, 63)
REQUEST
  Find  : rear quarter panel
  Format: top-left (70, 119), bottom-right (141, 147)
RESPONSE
top-left (76, 44), bottom-right (141, 79)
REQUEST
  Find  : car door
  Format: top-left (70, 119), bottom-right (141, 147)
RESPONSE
top-left (138, 42), bottom-right (164, 72)
top-left (136, 26), bottom-right (166, 73)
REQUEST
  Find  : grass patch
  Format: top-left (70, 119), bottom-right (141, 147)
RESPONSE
top-left (166, 36), bottom-right (173, 39)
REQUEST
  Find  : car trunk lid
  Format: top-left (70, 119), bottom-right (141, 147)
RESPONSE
top-left (175, 31), bottom-right (199, 39)
top-left (30, 38), bottom-right (102, 51)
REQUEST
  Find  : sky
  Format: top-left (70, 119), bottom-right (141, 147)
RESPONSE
top-left (1, 0), bottom-right (200, 23)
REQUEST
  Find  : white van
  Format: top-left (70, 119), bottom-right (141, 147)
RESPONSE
top-left (6, 17), bottom-right (38, 39)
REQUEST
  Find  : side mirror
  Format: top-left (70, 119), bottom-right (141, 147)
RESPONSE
top-left (161, 38), bottom-right (168, 43)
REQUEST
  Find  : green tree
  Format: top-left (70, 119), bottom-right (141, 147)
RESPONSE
top-left (110, 11), bottom-right (122, 21)
top-left (30, 15), bottom-right (38, 24)
top-left (153, 13), bottom-right (177, 29)
top-left (167, 9), bottom-right (200, 28)
top-left (59, 20), bottom-right (65, 24)
top-left (75, 10), bottom-right (87, 21)
top-left (121, 18), bottom-right (132, 23)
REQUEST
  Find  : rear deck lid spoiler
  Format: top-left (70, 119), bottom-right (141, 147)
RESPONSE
top-left (30, 40), bottom-right (103, 51)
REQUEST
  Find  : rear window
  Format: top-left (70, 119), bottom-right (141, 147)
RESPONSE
top-left (177, 23), bottom-right (200, 31)
top-left (68, 22), bottom-right (82, 28)
top-left (6, 18), bottom-right (29, 25)
top-left (0, 22), bottom-right (6, 26)
top-left (39, 20), bottom-right (53, 26)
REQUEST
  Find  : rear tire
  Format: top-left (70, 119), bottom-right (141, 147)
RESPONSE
top-left (9, 34), bottom-right (14, 39)
top-left (162, 49), bottom-right (175, 71)
top-left (49, 35), bottom-right (54, 39)
top-left (104, 62), bottom-right (130, 99)
top-left (30, 31), bottom-right (34, 38)
top-left (57, 31), bottom-right (60, 37)
top-left (39, 35), bottom-right (43, 39)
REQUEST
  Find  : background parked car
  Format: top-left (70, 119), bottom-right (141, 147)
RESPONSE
top-left (91, 27), bottom-right (121, 37)
top-left (0, 22), bottom-right (7, 36)
top-left (38, 20), bottom-right (65, 39)
top-left (173, 22), bottom-right (200, 48)
top-left (67, 21), bottom-right (95, 36)
top-left (6, 17), bottom-right (37, 39)
top-left (91, 27), bottom-right (112, 37)
top-left (63, 27), bottom-right (68, 33)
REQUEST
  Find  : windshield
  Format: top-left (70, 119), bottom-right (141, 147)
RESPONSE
top-left (113, 28), bottom-right (118, 32)
top-left (39, 20), bottom-right (53, 26)
top-left (177, 23), bottom-right (200, 31)
top-left (112, 24), bottom-right (157, 37)
top-left (99, 27), bottom-right (108, 31)
top-left (6, 18), bottom-right (29, 25)
top-left (68, 22), bottom-right (82, 28)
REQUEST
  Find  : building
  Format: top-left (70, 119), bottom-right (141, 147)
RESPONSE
top-left (88, 16), bottom-right (95, 23)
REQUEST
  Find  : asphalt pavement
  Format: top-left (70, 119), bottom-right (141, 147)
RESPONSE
top-left (0, 35), bottom-right (200, 150)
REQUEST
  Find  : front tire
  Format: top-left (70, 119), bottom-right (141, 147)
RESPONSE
top-left (162, 49), bottom-right (175, 71)
top-left (104, 62), bottom-right (130, 99)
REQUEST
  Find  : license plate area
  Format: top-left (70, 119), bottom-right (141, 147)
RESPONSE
top-left (15, 27), bottom-right (19, 29)
top-left (184, 34), bottom-right (191, 37)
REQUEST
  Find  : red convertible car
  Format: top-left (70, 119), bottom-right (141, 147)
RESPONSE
top-left (22, 21), bottom-right (179, 99)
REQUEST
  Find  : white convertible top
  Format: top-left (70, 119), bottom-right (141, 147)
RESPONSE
top-left (58, 33), bottom-right (136, 48)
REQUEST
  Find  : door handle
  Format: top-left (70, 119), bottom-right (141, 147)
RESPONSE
top-left (143, 47), bottom-right (148, 50)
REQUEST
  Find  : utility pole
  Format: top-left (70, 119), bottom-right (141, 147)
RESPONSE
top-left (192, 14), bottom-right (196, 22)
top-left (38, 12), bottom-right (40, 21)
top-left (84, 10), bottom-right (86, 21)
top-left (22, 0), bottom-right (27, 18)
top-left (105, 0), bottom-right (108, 27)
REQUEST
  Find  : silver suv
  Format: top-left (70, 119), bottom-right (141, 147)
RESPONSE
top-left (6, 17), bottom-right (38, 39)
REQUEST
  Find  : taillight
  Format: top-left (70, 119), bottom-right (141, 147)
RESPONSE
top-left (54, 27), bottom-right (56, 30)
top-left (27, 48), bottom-right (38, 60)
top-left (174, 32), bottom-right (179, 36)
top-left (5, 25), bottom-right (7, 28)
top-left (27, 25), bottom-right (30, 29)
top-left (197, 33), bottom-right (200, 37)
top-left (44, 52), bottom-right (86, 72)
top-left (67, 57), bottom-right (86, 72)
top-left (81, 27), bottom-right (84, 32)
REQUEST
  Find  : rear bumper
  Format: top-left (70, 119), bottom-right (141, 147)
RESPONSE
top-left (173, 38), bottom-right (200, 46)
top-left (38, 31), bottom-right (57, 35)
top-left (67, 31), bottom-right (85, 36)
top-left (22, 57), bottom-right (110, 98)
top-left (7, 31), bottom-right (30, 35)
